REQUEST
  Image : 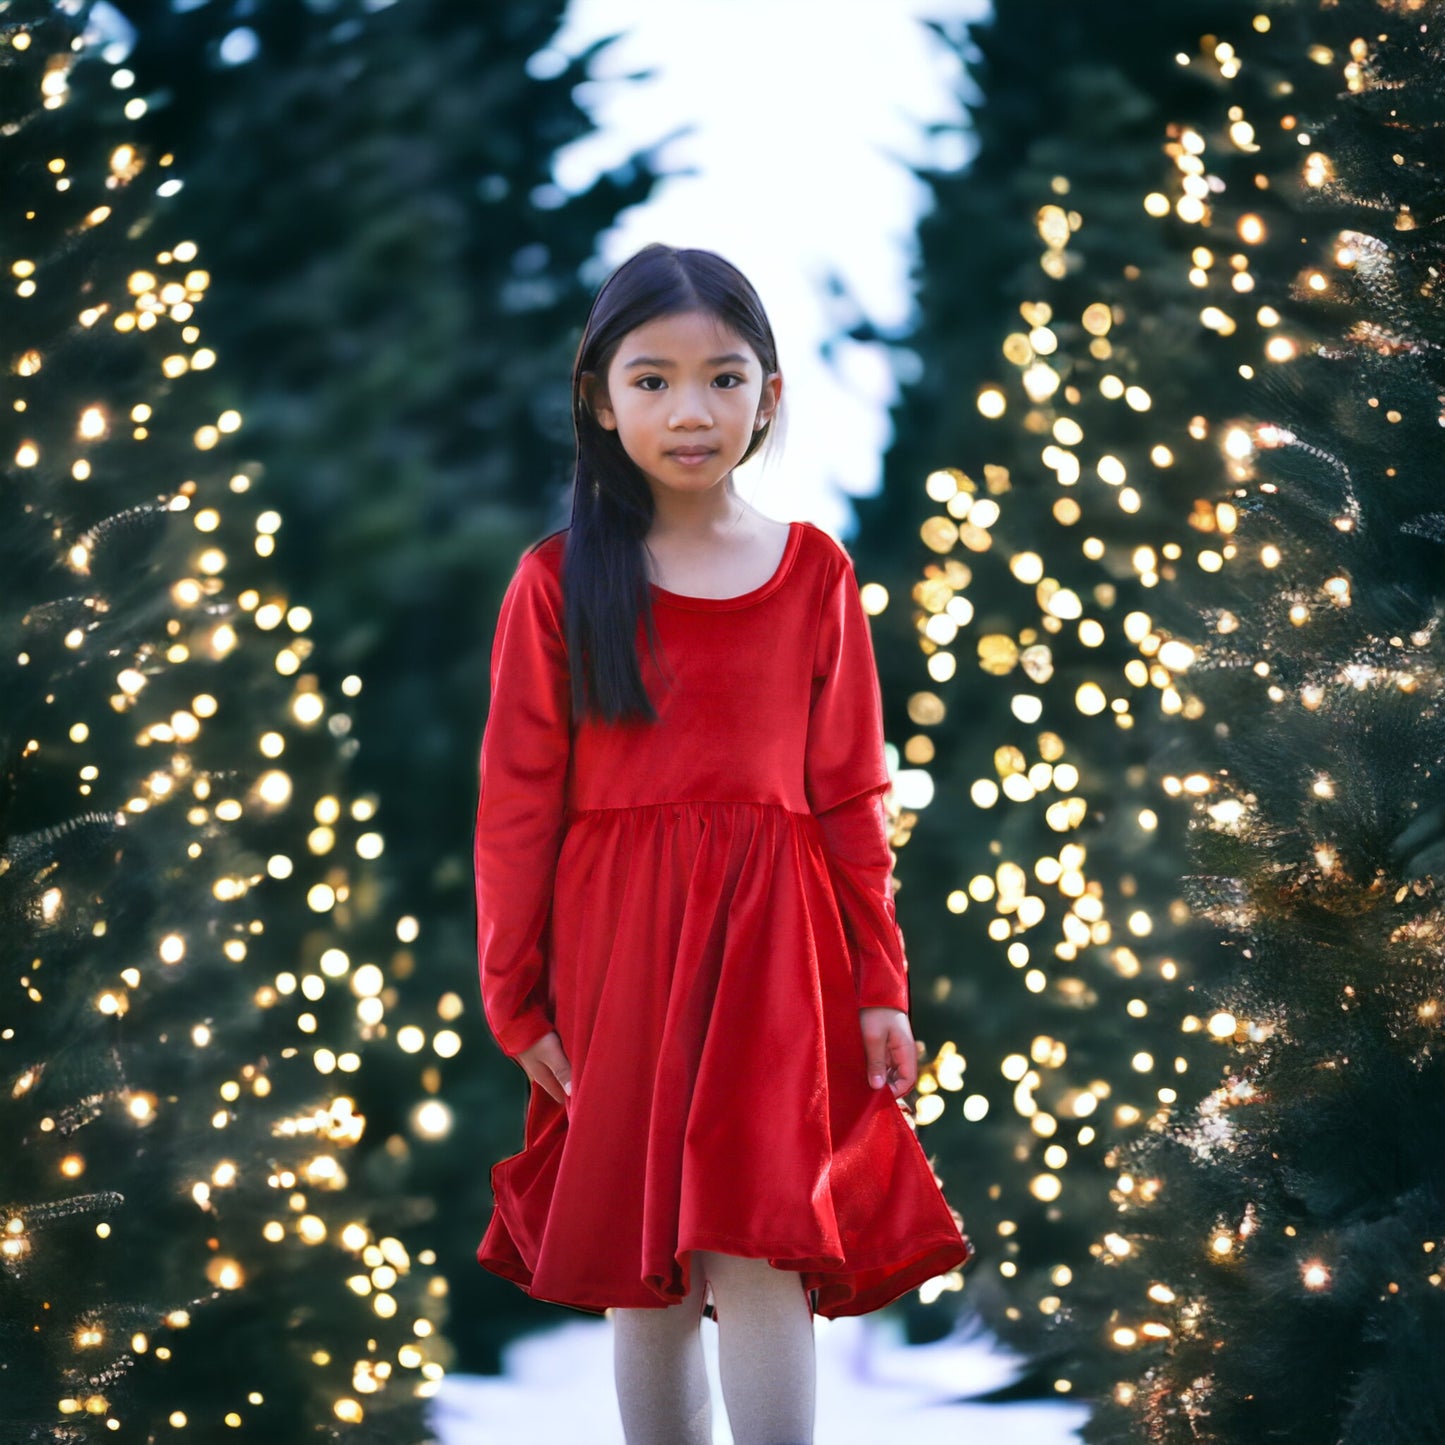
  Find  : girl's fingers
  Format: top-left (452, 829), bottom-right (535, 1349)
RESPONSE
top-left (888, 1029), bottom-right (918, 1096)
top-left (519, 1031), bottom-right (573, 1105)
top-left (859, 1009), bottom-right (921, 1097)
top-left (864, 1033), bottom-right (890, 1090)
top-left (861, 1008), bottom-right (916, 1093)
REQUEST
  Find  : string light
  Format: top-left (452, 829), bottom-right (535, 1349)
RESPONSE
top-left (4, 13), bottom-right (450, 1433)
top-left (869, 14), bottom-right (1445, 1434)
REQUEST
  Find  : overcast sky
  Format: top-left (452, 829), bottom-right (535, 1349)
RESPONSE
top-left (548, 0), bottom-right (990, 537)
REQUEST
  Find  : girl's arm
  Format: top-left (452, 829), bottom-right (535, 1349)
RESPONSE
top-left (804, 546), bottom-right (913, 1023)
top-left (813, 789), bottom-right (909, 1012)
top-left (474, 549), bottom-right (571, 1058)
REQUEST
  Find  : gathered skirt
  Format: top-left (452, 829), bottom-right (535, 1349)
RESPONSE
top-left (478, 799), bottom-right (970, 1316)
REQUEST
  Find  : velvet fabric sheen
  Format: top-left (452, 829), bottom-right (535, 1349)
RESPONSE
top-left (474, 521), bottom-right (971, 1315)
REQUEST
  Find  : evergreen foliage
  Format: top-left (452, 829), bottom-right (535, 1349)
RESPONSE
top-left (1070, 5), bottom-right (1445, 1438)
top-left (860, 0), bottom-right (1263, 1355)
top-left (874, 0), bottom-right (1445, 1433)
top-left (1, 4), bottom-right (444, 1434)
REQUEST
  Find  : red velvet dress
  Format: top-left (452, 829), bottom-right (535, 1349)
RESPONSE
top-left (474, 520), bottom-right (970, 1316)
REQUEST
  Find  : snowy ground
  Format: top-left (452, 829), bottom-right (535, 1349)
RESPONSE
top-left (431, 1312), bottom-right (1089, 1444)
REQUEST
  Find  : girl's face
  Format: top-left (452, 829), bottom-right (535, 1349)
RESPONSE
top-left (588, 310), bottom-right (781, 503)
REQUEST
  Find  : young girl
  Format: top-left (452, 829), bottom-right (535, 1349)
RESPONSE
top-left (474, 243), bottom-right (971, 1444)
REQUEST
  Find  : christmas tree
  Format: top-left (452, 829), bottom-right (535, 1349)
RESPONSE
top-left (1067, 4), bottom-right (1445, 1438)
top-left (2, 4), bottom-right (444, 1435)
top-left (869, 0), bottom-right (1445, 1431)
top-left (857, 0), bottom-right (1267, 1361)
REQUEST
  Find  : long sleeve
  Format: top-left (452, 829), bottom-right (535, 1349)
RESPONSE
top-left (474, 548), bottom-right (571, 1057)
top-left (805, 551), bottom-right (910, 1011)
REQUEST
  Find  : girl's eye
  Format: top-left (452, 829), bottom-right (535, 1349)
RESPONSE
top-left (713, 373), bottom-right (745, 389)
top-left (636, 375), bottom-right (666, 391)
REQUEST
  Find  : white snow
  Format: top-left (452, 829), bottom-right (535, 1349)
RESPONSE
top-left (431, 1311), bottom-right (1088, 1443)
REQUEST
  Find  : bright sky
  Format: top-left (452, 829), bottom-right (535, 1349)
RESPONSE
top-left (548, 0), bottom-right (990, 537)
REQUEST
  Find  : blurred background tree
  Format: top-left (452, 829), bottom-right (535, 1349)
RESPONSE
top-left (1053, 5), bottom-right (1445, 1439)
top-left (859, 0), bottom-right (1445, 1434)
top-left (852, 0), bottom-right (1263, 1361)
top-left (1, 3), bottom-right (444, 1435)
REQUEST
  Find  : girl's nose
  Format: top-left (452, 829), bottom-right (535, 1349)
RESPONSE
top-left (669, 387), bottom-right (713, 428)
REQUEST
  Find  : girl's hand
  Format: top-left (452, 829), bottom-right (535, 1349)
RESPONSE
top-left (517, 1030), bottom-right (573, 1106)
top-left (859, 1008), bottom-right (918, 1098)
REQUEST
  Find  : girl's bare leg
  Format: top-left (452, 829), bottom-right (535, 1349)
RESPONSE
top-left (696, 1250), bottom-right (815, 1445)
top-left (612, 1267), bottom-right (711, 1445)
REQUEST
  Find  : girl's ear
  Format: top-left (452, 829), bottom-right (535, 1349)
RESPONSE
top-left (580, 371), bottom-right (617, 431)
top-left (755, 371), bottom-right (783, 430)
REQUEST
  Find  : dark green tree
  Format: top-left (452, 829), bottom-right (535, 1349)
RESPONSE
top-left (1054, 4), bottom-right (1445, 1438)
top-left (1, 6), bottom-right (444, 1436)
top-left (854, 0), bottom-right (1273, 1362)
top-left (867, 0), bottom-right (1445, 1431)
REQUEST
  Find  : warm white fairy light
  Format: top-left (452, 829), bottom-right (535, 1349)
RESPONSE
top-left (6, 20), bottom-right (450, 1429)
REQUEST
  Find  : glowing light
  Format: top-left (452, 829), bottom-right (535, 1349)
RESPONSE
top-left (1010, 552), bottom-right (1044, 585)
top-left (307, 883), bottom-right (337, 913)
top-left (352, 964), bottom-right (384, 997)
top-left (255, 770), bottom-right (292, 807)
top-left (412, 1101), bottom-right (454, 1139)
top-left (977, 387), bottom-right (1006, 419)
top-left (1221, 427), bottom-right (1253, 460)
top-left (1022, 362), bottom-right (1060, 402)
top-left (297, 1215), bottom-right (327, 1245)
top-left (1097, 454), bottom-right (1126, 486)
top-left (1157, 640), bottom-right (1195, 671)
top-left (859, 582), bottom-right (889, 615)
top-left (1030, 1173), bottom-right (1062, 1202)
top-left (1044, 588), bottom-right (1081, 620)
top-left (915, 1094), bottom-right (945, 1126)
top-left (293, 693), bottom-right (325, 725)
top-left (205, 1257), bottom-right (245, 1290)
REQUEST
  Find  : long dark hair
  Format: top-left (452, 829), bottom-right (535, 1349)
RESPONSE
top-left (562, 244), bottom-right (780, 722)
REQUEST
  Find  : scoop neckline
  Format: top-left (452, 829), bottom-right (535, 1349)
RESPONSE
top-left (649, 520), bottom-right (804, 611)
